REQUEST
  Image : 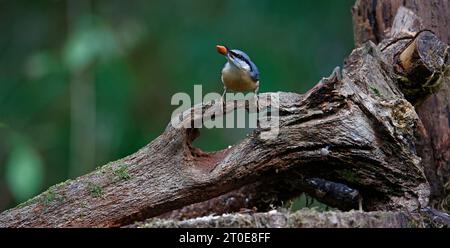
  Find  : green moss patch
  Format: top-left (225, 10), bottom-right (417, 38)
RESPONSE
top-left (88, 183), bottom-right (103, 198)
top-left (113, 165), bottom-right (131, 180)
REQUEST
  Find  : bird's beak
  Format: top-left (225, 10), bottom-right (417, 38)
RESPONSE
top-left (216, 45), bottom-right (228, 55)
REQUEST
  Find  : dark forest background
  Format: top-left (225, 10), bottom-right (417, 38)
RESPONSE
top-left (0, 0), bottom-right (354, 210)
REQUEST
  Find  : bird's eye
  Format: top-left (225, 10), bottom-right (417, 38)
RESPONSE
top-left (231, 52), bottom-right (243, 60)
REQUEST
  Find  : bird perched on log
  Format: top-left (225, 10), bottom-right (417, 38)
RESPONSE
top-left (216, 45), bottom-right (260, 100)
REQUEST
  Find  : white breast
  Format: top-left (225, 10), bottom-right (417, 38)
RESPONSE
top-left (221, 62), bottom-right (257, 92)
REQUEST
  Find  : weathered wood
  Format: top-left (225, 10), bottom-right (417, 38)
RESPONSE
top-left (352, 0), bottom-right (450, 46)
top-left (0, 3), bottom-right (448, 228)
top-left (394, 30), bottom-right (448, 104)
top-left (352, 0), bottom-right (450, 208)
top-left (133, 209), bottom-right (416, 228)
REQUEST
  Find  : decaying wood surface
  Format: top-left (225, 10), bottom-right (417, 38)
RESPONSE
top-left (353, 0), bottom-right (450, 208)
top-left (0, 3), bottom-right (448, 227)
top-left (134, 208), bottom-right (450, 228)
top-left (352, 0), bottom-right (450, 46)
top-left (136, 210), bottom-right (413, 228)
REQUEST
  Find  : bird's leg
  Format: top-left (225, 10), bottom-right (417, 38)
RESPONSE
top-left (254, 85), bottom-right (259, 111)
top-left (221, 87), bottom-right (227, 111)
top-left (254, 83), bottom-right (259, 128)
top-left (221, 86), bottom-right (227, 99)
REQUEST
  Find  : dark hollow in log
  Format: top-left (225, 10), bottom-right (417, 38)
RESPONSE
top-left (158, 175), bottom-right (361, 221)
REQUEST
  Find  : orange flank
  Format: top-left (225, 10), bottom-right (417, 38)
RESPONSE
top-left (216, 45), bottom-right (227, 55)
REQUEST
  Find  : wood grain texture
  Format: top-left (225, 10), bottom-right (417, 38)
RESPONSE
top-left (137, 210), bottom-right (413, 228)
top-left (133, 208), bottom-right (450, 228)
top-left (353, 0), bottom-right (450, 207)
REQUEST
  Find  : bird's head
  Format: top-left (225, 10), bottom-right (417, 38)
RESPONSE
top-left (216, 45), bottom-right (260, 82)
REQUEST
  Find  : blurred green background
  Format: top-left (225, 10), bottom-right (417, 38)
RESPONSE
top-left (0, 0), bottom-right (355, 211)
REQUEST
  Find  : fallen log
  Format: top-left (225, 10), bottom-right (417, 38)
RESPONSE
top-left (0, 5), bottom-right (448, 228)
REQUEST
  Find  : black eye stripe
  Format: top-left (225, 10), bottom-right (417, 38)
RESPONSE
top-left (230, 52), bottom-right (252, 70)
top-left (230, 52), bottom-right (239, 58)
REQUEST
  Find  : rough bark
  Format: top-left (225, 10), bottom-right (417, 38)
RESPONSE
top-left (139, 210), bottom-right (412, 228)
top-left (352, 0), bottom-right (450, 46)
top-left (352, 0), bottom-right (450, 208)
top-left (133, 209), bottom-right (450, 228)
top-left (0, 3), bottom-right (448, 228)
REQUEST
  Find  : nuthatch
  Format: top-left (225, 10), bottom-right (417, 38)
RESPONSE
top-left (216, 45), bottom-right (260, 99)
